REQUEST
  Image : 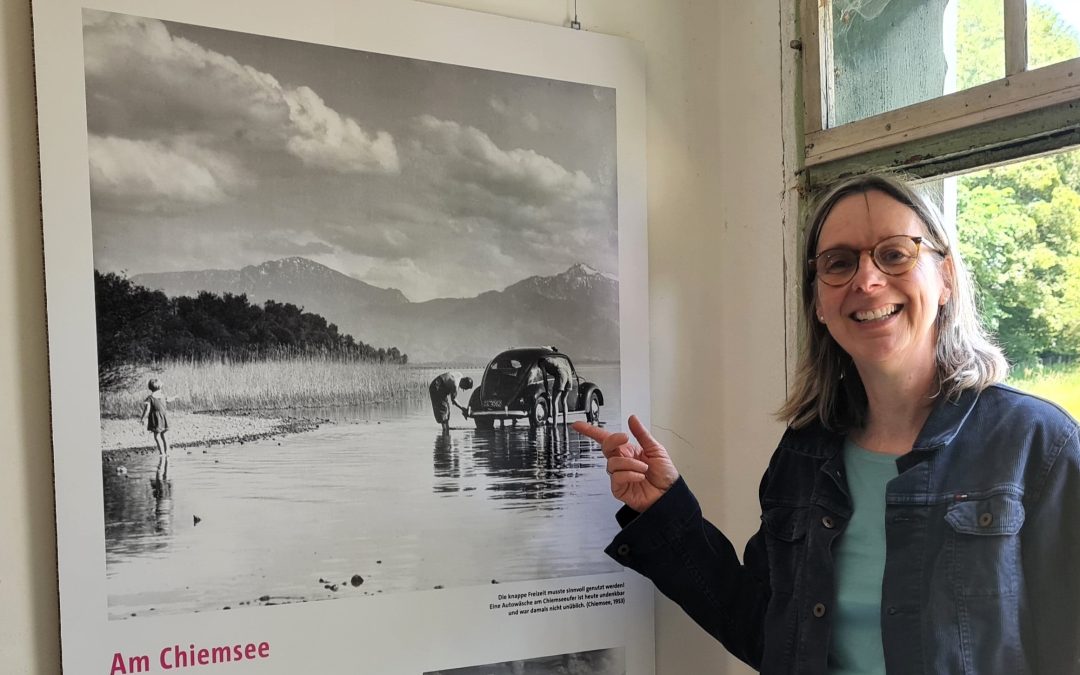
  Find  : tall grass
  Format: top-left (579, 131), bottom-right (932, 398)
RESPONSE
top-left (1008, 362), bottom-right (1080, 419)
top-left (100, 355), bottom-right (439, 418)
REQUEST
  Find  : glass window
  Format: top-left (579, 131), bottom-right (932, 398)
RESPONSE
top-left (527, 366), bottom-right (543, 385)
top-left (827, 0), bottom-right (1005, 127)
top-left (490, 359), bottom-right (522, 373)
top-left (945, 146), bottom-right (1080, 417)
top-left (1027, 0), bottom-right (1080, 71)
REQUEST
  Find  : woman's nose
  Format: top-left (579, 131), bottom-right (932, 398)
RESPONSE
top-left (850, 250), bottom-right (886, 291)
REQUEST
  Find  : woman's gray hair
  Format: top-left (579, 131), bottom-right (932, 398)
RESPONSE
top-left (778, 173), bottom-right (1009, 431)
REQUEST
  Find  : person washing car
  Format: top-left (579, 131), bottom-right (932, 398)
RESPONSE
top-left (539, 355), bottom-right (573, 425)
top-left (428, 371), bottom-right (473, 432)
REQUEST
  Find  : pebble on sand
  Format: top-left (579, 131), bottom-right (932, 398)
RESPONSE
top-left (350, 574), bottom-right (364, 587)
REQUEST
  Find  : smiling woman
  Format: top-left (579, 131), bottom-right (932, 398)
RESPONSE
top-left (574, 173), bottom-right (1080, 675)
top-left (807, 188), bottom-right (954, 435)
top-left (784, 175), bottom-right (1004, 433)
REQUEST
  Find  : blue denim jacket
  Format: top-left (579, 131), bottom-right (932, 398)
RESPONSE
top-left (606, 384), bottom-right (1080, 674)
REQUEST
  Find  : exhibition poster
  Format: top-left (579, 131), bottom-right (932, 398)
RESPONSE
top-left (33, 1), bottom-right (651, 672)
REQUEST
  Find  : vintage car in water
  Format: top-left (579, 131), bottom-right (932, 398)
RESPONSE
top-left (466, 347), bottom-right (603, 429)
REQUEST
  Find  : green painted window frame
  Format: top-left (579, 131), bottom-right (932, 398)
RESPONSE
top-left (796, 0), bottom-right (1080, 188)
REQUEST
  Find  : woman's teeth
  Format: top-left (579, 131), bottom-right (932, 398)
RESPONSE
top-left (853, 304), bottom-right (900, 322)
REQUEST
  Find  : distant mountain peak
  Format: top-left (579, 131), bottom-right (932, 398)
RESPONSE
top-left (131, 256), bottom-right (409, 308)
top-left (501, 263), bottom-right (618, 303)
top-left (564, 262), bottom-right (617, 282)
top-left (238, 257), bottom-right (409, 301)
top-left (249, 256), bottom-right (334, 273)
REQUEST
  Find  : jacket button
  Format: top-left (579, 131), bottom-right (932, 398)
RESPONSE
top-left (812, 603), bottom-right (826, 618)
top-left (821, 516), bottom-right (835, 529)
top-left (978, 512), bottom-right (993, 527)
top-left (887, 606), bottom-right (898, 615)
top-left (616, 543), bottom-right (631, 557)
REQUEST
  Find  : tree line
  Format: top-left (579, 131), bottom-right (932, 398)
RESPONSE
top-left (96, 271), bottom-right (406, 390)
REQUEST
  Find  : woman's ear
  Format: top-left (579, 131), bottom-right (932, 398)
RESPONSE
top-left (940, 255), bottom-right (955, 306)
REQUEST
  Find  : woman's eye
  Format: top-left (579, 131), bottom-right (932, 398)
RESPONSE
top-left (823, 256), bottom-right (854, 273)
top-left (879, 247), bottom-right (910, 265)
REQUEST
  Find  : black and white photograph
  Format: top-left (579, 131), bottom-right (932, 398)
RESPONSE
top-left (87, 9), bottom-right (625, 620)
top-left (425, 647), bottom-right (625, 675)
top-left (34, 0), bottom-right (650, 669)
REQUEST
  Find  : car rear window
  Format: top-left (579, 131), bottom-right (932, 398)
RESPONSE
top-left (489, 358), bottom-right (522, 374)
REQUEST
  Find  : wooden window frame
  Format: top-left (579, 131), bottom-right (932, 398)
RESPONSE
top-left (797, 0), bottom-right (1080, 187)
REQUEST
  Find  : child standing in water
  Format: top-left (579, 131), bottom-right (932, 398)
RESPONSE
top-left (140, 378), bottom-right (170, 455)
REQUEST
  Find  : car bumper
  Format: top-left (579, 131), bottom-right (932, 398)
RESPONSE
top-left (468, 409), bottom-right (528, 419)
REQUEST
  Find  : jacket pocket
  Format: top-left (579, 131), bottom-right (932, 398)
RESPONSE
top-left (945, 493), bottom-right (1025, 597)
top-left (761, 505), bottom-right (808, 593)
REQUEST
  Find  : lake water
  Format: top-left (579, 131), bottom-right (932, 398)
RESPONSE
top-left (102, 366), bottom-right (624, 619)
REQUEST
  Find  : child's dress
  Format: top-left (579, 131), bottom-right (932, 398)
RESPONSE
top-left (145, 394), bottom-right (168, 433)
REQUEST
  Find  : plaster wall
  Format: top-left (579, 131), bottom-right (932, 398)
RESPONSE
top-left (0, 1), bottom-right (788, 672)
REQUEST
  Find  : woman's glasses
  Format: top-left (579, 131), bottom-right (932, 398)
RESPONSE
top-left (809, 234), bottom-right (946, 287)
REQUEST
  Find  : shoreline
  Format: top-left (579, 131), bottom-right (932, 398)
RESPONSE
top-left (100, 411), bottom-right (324, 460)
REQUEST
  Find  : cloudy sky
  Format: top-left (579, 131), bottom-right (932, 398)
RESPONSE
top-left (84, 10), bottom-right (618, 302)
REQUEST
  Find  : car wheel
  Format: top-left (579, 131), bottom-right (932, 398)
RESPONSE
top-left (528, 397), bottom-right (548, 428)
top-left (474, 417), bottom-right (494, 430)
top-left (586, 392), bottom-right (601, 423)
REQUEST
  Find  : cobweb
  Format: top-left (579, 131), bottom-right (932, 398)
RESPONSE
top-left (835, 0), bottom-right (894, 33)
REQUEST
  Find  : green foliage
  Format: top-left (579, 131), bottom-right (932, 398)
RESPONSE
top-left (1008, 362), bottom-right (1080, 419)
top-left (955, 1), bottom-right (1080, 367)
top-left (957, 156), bottom-right (1080, 365)
top-left (955, 0), bottom-right (1079, 88)
top-left (955, 0), bottom-right (1004, 89)
top-left (1029, 1), bottom-right (1080, 70)
top-left (95, 271), bottom-right (407, 391)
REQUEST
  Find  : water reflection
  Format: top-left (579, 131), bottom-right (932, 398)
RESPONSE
top-left (150, 455), bottom-right (173, 534)
top-left (433, 423), bottom-right (598, 507)
top-left (103, 452), bottom-right (175, 560)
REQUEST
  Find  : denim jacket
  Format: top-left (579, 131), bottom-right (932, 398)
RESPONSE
top-left (606, 384), bottom-right (1080, 674)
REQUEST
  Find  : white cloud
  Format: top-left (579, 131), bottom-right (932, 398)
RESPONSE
top-left (82, 10), bottom-right (398, 183)
top-left (83, 11), bottom-right (289, 143)
top-left (415, 115), bottom-right (595, 205)
top-left (88, 134), bottom-right (246, 209)
top-left (284, 86), bottom-right (399, 174)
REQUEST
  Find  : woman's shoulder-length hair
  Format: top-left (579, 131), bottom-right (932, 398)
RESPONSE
top-left (777, 173), bottom-right (1009, 432)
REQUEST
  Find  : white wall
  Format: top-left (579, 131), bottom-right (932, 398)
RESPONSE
top-left (0, 1), bottom-right (788, 672)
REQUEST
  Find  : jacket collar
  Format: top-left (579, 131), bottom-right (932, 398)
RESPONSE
top-left (777, 386), bottom-right (984, 458)
top-left (911, 386), bottom-right (981, 450)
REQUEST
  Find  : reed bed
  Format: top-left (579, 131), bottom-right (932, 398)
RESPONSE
top-left (100, 355), bottom-right (440, 418)
top-left (1008, 363), bottom-right (1080, 419)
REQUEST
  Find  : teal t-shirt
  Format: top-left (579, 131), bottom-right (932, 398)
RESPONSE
top-left (827, 438), bottom-right (897, 675)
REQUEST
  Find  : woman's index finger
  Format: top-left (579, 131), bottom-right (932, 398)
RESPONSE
top-left (571, 421), bottom-right (610, 444)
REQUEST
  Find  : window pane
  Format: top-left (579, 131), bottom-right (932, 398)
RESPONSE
top-left (1027, 0), bottom-right (1080, 71)
top-left (827, 0), bottom-right (1003, 127)
top-left (945, 147), bottom-right (1080, 417)
top-left (953, 0), bottom-right (1005, 89)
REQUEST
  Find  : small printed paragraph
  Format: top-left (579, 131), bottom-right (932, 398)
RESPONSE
top-left (488, 581), bottom-right (626, 616)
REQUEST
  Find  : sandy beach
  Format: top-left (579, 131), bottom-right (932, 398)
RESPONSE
top-left (100, 411), bottom-right (323, 457)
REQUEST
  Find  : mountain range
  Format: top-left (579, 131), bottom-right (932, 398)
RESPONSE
top-left (132, 257), bottom-right (619, 364)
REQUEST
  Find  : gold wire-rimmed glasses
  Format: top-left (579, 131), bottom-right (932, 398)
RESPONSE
top-left (808, 234), bottom-right (946, 287)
